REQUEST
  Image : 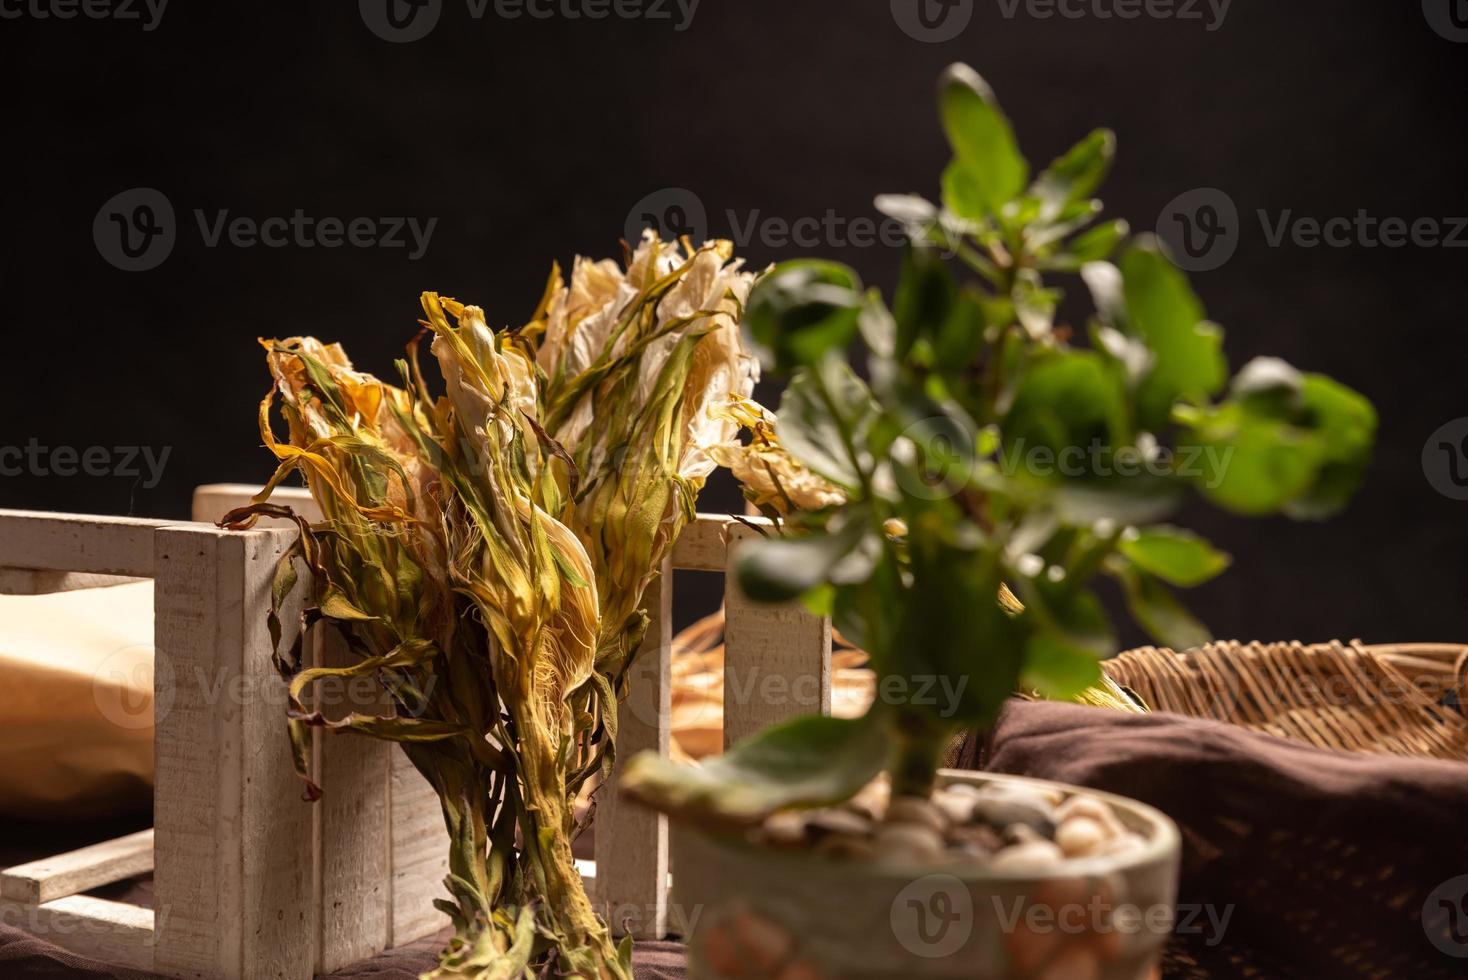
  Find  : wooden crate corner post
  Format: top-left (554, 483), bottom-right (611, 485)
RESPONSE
top-left (184, 484), bottom-right (452, 969)
top-left (152, 522), bottom-right (317, 979)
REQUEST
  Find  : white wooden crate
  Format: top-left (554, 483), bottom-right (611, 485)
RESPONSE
top-left (0, 486), bottom-right (832, 977)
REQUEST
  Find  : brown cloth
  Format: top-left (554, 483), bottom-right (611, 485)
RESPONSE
top-left (5, 699), bottom-right (1467, 978)
top-left (952, 700), bottom-right (1468, 980)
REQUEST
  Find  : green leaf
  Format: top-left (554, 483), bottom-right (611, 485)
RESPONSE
top-left (1031, 128), bottom-right (1116, 219)
top-left (1187, 362), bottom-right (1375, 520)
top-left (1179, 402), bottom-right (1324, 515)
top-left (1012, 268), bottom-right (1059, 340)
top-left (893, 515), bottom-right (1028, 726)
top-left (619, 712), bottom-right (890, 826)
top-left (1081, 260), bottom-right (1127, 327)
top-left (1051, 479), bottom-right (1184, 527)
top-left (1002, 350), bottom-right (1127, 468)
top-left (1022, 631), bottom-right (1104, 701)
top-left (937, 64), bottom-right (1028, 220)
top-left (1229, 356), bottom-right (1305, 417)
top-left (931, 289), bottom-right (988, 372)
top-left (941, 160), bottom-right (991, 225)
top-left (1118, 239), bottom-right (1228, 427)
top-left (857, 296), bottom-right (897, 361)
top-left (743, 260), bottom-right (864, 375)
top-left (893, 244), bottom-right (958, 357)
top-left (1091, 321), bottom-right (1154, 386)
top-left (1118, 526), bottom-right (1232, 588)
top-left (830, 552), bottom-right (904, 671)
top-left (777, 362), bottom-right (876, 489)
top-left (1120, 568), bottom-right (1213, 650)
top-left (1282, 374), bottom-right (1377, 521)
top-left (1014, 577), bottom-right (1115, 655)
top-left (1046, 220), bottom-right (1129, 271)
top-left (734, 518), bottom-right (867, 603)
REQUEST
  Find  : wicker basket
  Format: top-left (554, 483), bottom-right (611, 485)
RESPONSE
top-left (1101, 640), bottom-right (1468, 761)
top-left (671, 620), bottom-right (1468, 763)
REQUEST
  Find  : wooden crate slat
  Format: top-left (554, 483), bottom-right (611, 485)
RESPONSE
top-left (0, 511), bottom-right (165, 577)
top-left (192, 484), bottom-right (319, 526)
top-left (388, 748), bottom-right (451, 946)
top-left (595, 556), bottom-right (673, 940)
top-left (0, 569), bottom-right (145, 595)
top-left (0, 829), bottom-right (154, 906)
top-left (152, 524), bottom-right (317, 979)
top-left (313, 626), bottom-right (393, 971)
top-left (722, 524), bottom-right (832, 750)
top-left (0, 895), bottom-right (154, 973)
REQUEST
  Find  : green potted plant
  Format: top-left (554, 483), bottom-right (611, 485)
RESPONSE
top-left (622, 64), bottom-right (1376, 980)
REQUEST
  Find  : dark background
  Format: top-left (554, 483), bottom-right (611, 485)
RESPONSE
top-left (2, 1), bottom-right (1465, 646)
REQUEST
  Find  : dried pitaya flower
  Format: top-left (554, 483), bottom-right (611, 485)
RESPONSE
top-left (524, 233), bottom-right (760, 785)
top-left (422, 293), bottom-right (622, 977)
top-left (708, 395), bottom-right (847, 517)
top-left (226, 232), bottom-right (764, 980)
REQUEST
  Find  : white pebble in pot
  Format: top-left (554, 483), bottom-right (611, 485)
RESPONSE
top-left (970, 785), bottom-right (1058, 839)
top-left (988, 837), bottom-right (1064, 874)
top-left (875, 822), bottom-right (945, 862)
top-left (884, 795), bottom-right (949, 835)
top-left (1056, 814), bottom-right (1114, 858)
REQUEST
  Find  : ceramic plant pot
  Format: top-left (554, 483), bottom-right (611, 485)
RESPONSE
top-left (671, 770), bottom-right (1180, 980)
